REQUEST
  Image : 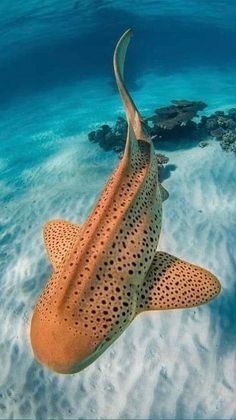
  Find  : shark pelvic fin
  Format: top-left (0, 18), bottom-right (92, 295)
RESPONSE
top-left (43, 220), bottom-right (81, 270)
top-left (159, 184), bottom-right (169, 202)
top-left (136, 251), bottom-right (221, 313)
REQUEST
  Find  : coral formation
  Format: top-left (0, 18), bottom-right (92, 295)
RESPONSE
top-left (145, 100), bottom-right (206, 142)
top-left (88, 117), bottom-right (127, 153)
top-left (88, 100), bottom-right (206, 151)
top-left (147, 99), bottom-right (206, 129)
top-left (199, 108), bottom-right (236, 153)
top-left (88, 102), bottom-right (236, 155)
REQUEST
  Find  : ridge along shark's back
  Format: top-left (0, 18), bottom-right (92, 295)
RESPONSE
top-left (30, 28), bottom-right (162, 374)
top-left (30, 29), bottom-right (221, 375)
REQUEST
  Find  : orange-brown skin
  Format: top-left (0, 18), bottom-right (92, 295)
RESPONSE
top-left (30, 29), bottom-right (221, 374)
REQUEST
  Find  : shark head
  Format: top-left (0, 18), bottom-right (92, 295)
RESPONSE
top-left (30, 29), bottom-right (221, 374)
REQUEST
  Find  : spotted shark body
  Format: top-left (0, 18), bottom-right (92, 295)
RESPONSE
top-left (30, 29), bottom-right (221, 374)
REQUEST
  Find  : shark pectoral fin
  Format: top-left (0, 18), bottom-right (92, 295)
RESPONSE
top-left (43, 219), bottom-right (81, 270)
top-left (159, 184), bottom-right (169, 202)
top-left (137, 251), bottom-right (221, 313)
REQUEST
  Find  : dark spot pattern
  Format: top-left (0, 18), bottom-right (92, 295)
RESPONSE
top-left (44, 220), bottom-right (80, 270)
top-left (37, 133), bottom-right (162, 349)
top-left (137, 252), bottom-right (221, 311)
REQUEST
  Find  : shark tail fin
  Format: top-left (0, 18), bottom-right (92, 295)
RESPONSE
top-left (113, 29), bottom-right (150, 144)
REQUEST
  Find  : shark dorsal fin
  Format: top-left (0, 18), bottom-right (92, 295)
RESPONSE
top-left (137, 252), bottom-right (221, 313)
top-left (43, 220), bottom-right (81, 270)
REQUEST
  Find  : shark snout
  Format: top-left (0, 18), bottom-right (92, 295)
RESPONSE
top-left (30, 310), bottom-right (96, 374)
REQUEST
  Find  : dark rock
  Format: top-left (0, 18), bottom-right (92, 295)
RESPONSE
top-left (88, 118), bottom-right (127, 152)
top-left (88, 130), bottom-right (96, 142)
top-left (88, 124), bottom-right (113, 145)
top-left (101, 124), bottom-right (112, 135)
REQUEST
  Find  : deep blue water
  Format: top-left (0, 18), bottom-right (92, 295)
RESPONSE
top-left (1, 0), bottom-right (236, 106)
top-left (0, 1), bottom-right (236, 419)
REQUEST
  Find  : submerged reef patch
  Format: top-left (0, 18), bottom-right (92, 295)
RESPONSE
top-left (88, 116), bottom-right (127, 154)
top-left (146, 99), bottom-right (207, 140)
top-left (199, 108), bottom-right (236, 153)
top-left (88, 100), bottom-right (236, 155)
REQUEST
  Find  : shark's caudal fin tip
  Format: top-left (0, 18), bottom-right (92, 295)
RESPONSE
top-left (125, 28), bottom-right (133, 37)
top-left (114, 28), bottom-right (150, 146)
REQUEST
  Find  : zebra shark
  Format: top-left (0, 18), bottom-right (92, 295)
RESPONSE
top-left (30, 29), bottom-right (221, 374)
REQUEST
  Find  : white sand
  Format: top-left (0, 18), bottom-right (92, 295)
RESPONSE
top-left (1, 131), bottom-right (235, 419)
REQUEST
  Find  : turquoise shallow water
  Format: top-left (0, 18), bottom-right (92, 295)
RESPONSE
top-left (0, 1), bottom-right (236, 419)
